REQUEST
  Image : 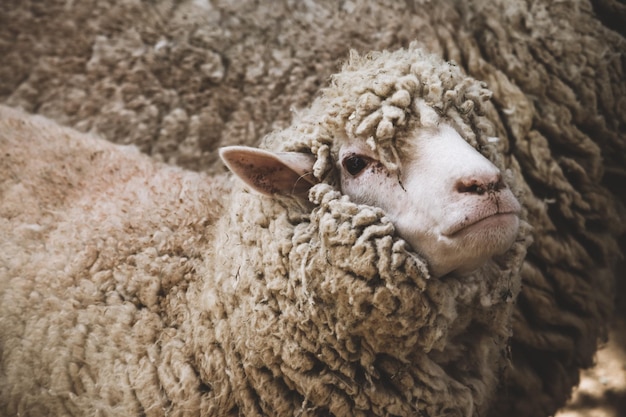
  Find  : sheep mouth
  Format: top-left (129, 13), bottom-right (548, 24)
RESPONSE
top-left (443, 211), bottom-right (519, 238)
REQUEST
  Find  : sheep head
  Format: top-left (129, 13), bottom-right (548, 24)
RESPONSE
top-left (221, 120), bottom-right (520, 277)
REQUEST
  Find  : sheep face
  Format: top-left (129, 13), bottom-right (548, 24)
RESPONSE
top-left (337, 123), bottom-right (521, 277)
top-left (220, 123), bottom-right (520, 277)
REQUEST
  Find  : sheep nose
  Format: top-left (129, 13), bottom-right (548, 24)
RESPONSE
top-left (455, 172), bottom-right (504, 195)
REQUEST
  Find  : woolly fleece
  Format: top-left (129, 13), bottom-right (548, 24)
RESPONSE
top-left (1, 1), bottom-right (625, 416)
top-left (0, 45), bottom-right (533, 417)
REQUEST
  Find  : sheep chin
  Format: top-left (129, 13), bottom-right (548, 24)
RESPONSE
top-left (416, 213), bottom-right (520, 278)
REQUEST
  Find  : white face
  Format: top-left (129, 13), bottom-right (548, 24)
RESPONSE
top-left (338, 124), bottom-right (521, 277)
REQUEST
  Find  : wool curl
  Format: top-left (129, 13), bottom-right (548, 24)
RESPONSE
top-left (204, 179), bottom-right (531, 416)
top-left (264, 45), bottom-right (500, 186)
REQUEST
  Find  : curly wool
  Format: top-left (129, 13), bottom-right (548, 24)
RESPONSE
top-left (0, 106), bottom-right (226, 416)
top-left (213, 45), bottom-right (532, 416)
top-left (202, 182), bottom-right (529, 416)
top-left (266, 46), bottom-right (504, 184)
top-left (261, 36), bottom-right (625, 417)
top-left (2, 1), bottom-right (624, 416)
top-left (1, 47), bottom-right (531, 417)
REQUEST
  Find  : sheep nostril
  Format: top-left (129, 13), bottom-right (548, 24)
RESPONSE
top-left (456, 181), bottom-right (485, 194)
top-left (456, 174), bottom-right (504, 195)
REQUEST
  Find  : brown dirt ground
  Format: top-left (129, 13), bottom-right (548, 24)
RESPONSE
top-left (557, 263), bottom-right (626, 417)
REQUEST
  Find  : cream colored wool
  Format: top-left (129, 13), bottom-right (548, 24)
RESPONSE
top-left (1, 2), bottom-right (624, 415)
top-left (0, 106), bottom-right (228, 416)
top-left (1, 46), bottom-right (532, 417)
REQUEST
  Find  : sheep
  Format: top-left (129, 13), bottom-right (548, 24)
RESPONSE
top-left (2, 2), bottom-right (624, 415)
top-left (0, 46), bottom-right (534, 417)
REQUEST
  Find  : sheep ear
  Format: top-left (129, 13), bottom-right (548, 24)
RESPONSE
top-left (219, 146), bottom-right (317, 196)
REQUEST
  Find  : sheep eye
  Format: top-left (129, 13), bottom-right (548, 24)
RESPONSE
top-left (343, 155), bottom-right (369, 176)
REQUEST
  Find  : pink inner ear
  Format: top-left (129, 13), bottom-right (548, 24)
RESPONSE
top-left (219, 146), bottom-right (317, 196)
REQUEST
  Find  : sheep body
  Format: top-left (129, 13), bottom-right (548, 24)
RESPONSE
top-left (0, 45), bottom-right (532, 417)
top-left (0, 106), bottom-right (228, 415)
